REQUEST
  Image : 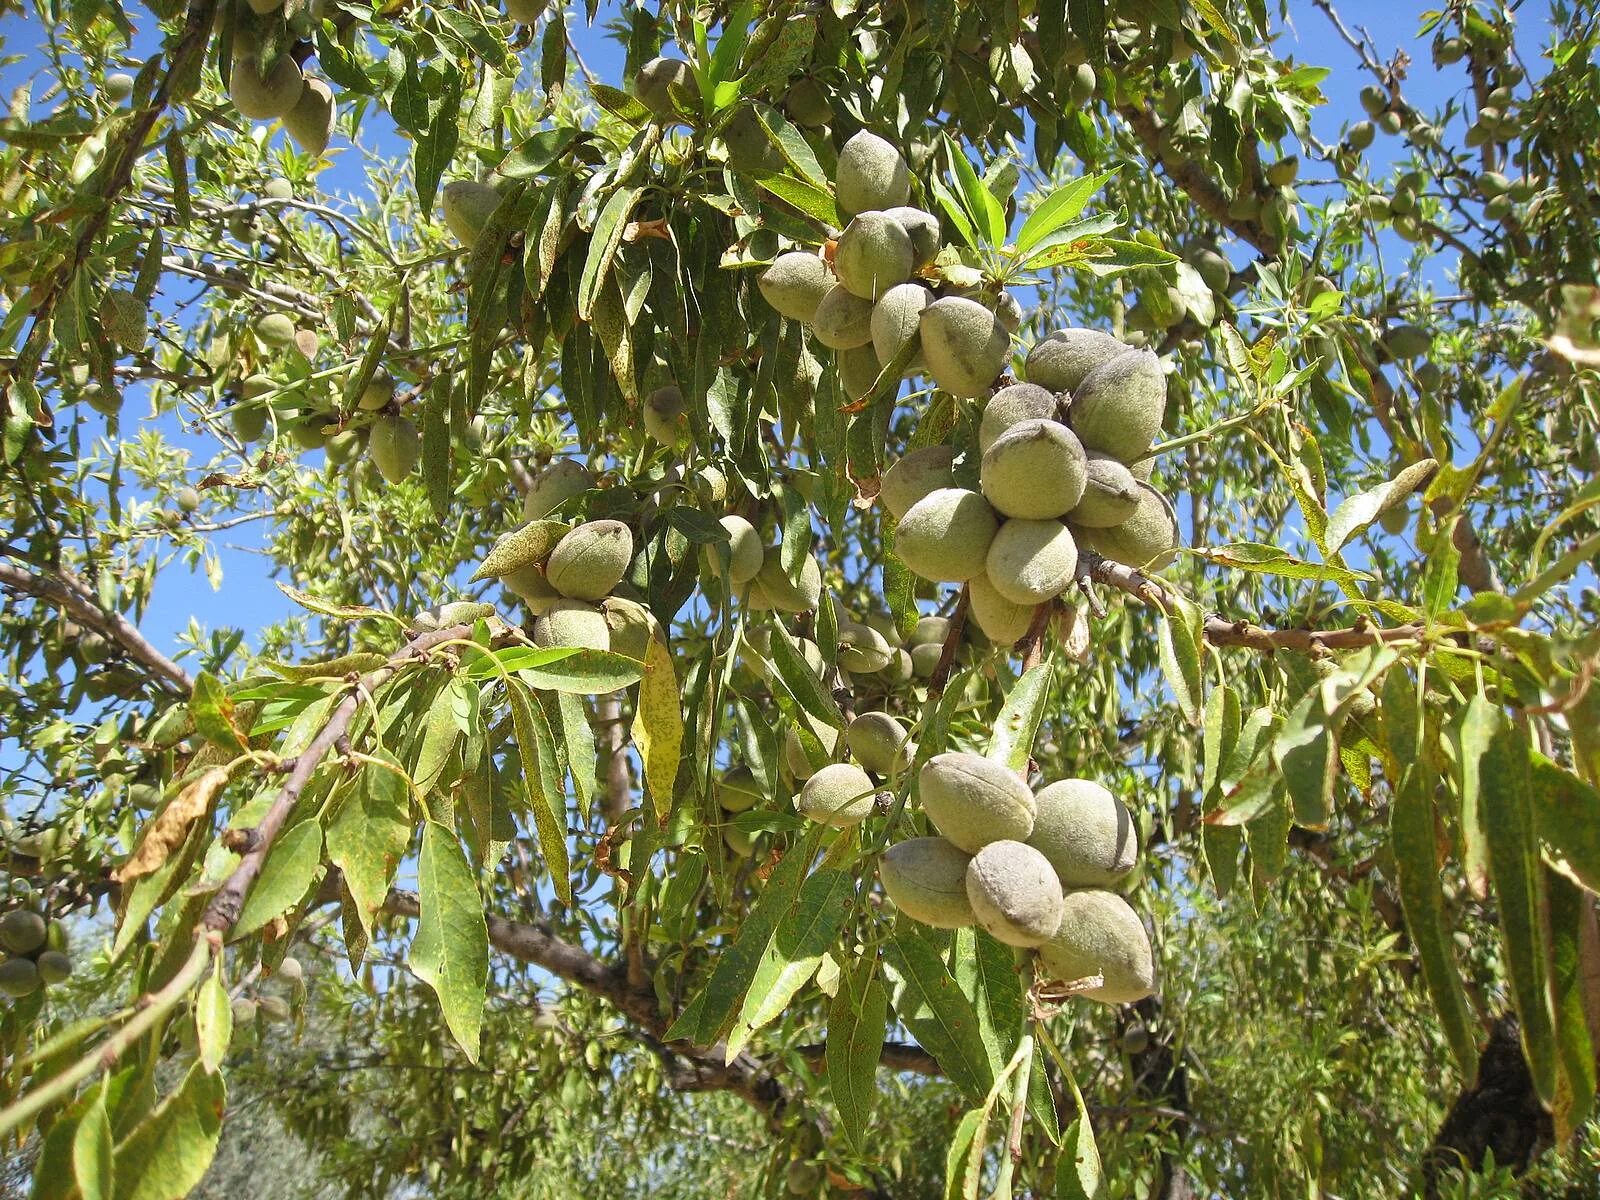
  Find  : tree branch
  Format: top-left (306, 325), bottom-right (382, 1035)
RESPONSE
top-left (0, 555), bottom-right (192, 694)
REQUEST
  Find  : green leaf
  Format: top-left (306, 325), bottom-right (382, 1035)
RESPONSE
top-left (232, 821), bottom-right (323, 939)
top-left (1190, 543), bottom-right (1372, 583)
top-left (985, 661), bottom-right (1054, 772)
top-left (189, 672), bottom-right (246, 755)
top-left (1390, 769), bottom-right (1480, 1079)
top-left (768, 625), bottom-right (845, 729)
top-left (506, 678), bottom-right (571, 905)
top-left (578, 186), bottom-right (644, 321)
top-left (194, 956), bottom-right (232, 1076)
top-left (589, 83), bottom-right (649, 124)
top-left (111, 1062), bottom-right (224, 1200)
top-left (1013, 169), bottom-right (1118, 255)
top-left (511, 649), bottom-right (643, 694)
top-left (409, 821), bottom-right (489, 1062)
top-left (754, 173), bottom-right (839, 227)
top-left (1153, 589), bottom-right (1203, 725)
top-left (275, 583), bottom-right (397, 624)
top-left (631, 631), bottom-right (682, 826)
top-left (1456, 693), bottom-right (1496, 897)
top-left (953, 927), bottom-right (1021, 1076)
top-left (1546, 868), bottom-right (1598, 1138)
top-left (1201, 684), bottom-right (1244, 897)
top-left (943, 134), bottom-right (1006, 246)
top-left (726, 867), bottom-right (853, 1058)
top-left (1324, 459), bottom-right (1439, 553)
top-left (884, 920), bottom-right (994, 1104)
top-left (827, 956), bottom-right (886, 1154)
top-left (413, 68), bottom-right (462, 214)
top-left (1478, 714), bottom-right (1558, 1102)
top-left (667, 829), bottom-right (823, 1043)
top-left (1531, 754), bottom-right (1600, 894)
top-left (72, 1082), bottom-right (113, 1200)
top-left (326, 752), bottom-right (413, 939)
top-left (413, 680), bottom-right (463, 799)
top-left (944, 1108), bottom-right (984, 1200)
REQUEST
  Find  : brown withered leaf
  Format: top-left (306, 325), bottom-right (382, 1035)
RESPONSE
top-left (112, 766), bottom-right (231, 884)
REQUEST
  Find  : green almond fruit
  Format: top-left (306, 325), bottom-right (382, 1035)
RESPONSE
top-left (909, 641), bottom-right (944, 678)
top-left (895, 487), bottom-right (998, 583)
top-left (254, 312), bottom-right (297, 349)
top-left (783, 718), bottom-right (839, 781)
top-left (0, 909), bottom-right (47, 955)
top-left (1037, 889), bottom-right (1156, 1004)
top-left (1024, 328), bottom-right (1123, 394)
top-left (1028, 779), bottom-right (1138, 887)
top-left (812, 285), bottom-right (876, 350)
top-left (985, 518), bottom-right (1078, 606)
top-left (367, 413), bottom-right (420, 483)
top-left (919, 297), bottom-right (1010, 398)
top-left (1067, 347), bottom-right (1165, 462)
top-left (965, 840), bottom-right (1065, 947)
top-left (546, 520), bottom-right (633, 601)
top-left (837, 621), bottom-right (893, 673)
top-left (36, 949), bottom-right (73, 985)
top-left (1383, 324), bottom-right (1431, 360)
top-left (721, 106), bottom-right (779, 171)
top-left (835, 130), bottom-right (910, 221)
top-left (967, 572), bottom-right (1033, 644)
top-left (846, 711), bottom-right (914, 776)
top-left (704, 514), bottom-right (764, 585)
top-left (644, 385), bottom-right (687, 447)
top-left (782, 77), bottom-right (831, 128)
top-left (507, 0), bottom-right (544, 20)
top-left (532, 600), bottom-right (611, 651)
top-left (758, 252), bottom-right (831, 322)
top-left (718, 765), bottom-right (763, 813)
top-left (834, 211), bottom-right (914, 300)
top-left (502, 562), bottom-right (560, 615)
top-left (748, 549), bottom-right (822, 613)
top-left (1074, 483), bottom-right (1179, 570)
top-left (909, 615), bottom-right (951, 647)
top-left (918, 751), bottom-right (1035, 853)
top-left (881, 646), bottom-right (913, 684)
top-left (879, 445), bottom-right (956, 520)
top-left (797, 762), bottom-right (876, 828)
top-left (285, 77), bottom-right (336, 157)
top-left (837, 343), bottom-right (883, 404)
top-left (870, 282), bottom-right (931, 370)
top-left (0, 957), bottom-right (40, 997)
top-left (879, 837), bottom-right (974, 928)
top-left (634, 57), bottom-right (699, 119)
top-left (1068, 455), bottom-right (1143, 527)
top-left (441, 179), bottom-right (502, 248)
top-left (523, 459), bottom-right (592, 519)
top-left (261, 176), bottom-right (294, 201)
top-left (980, 418), bottom-right (1087, 520)
top-left (724, 825), bottom-right (757, 858)
top-left (600, 596), bottom-right (660, 661)
top-left (229, 50), bottom-right (305, 120)
top-left (103, 72), bottom-right (134, 102)
top-left (884, 206), bottom-right (941, 268)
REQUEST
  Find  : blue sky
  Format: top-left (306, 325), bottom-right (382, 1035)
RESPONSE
top-left (0, 1), bottom-right (1557, 677)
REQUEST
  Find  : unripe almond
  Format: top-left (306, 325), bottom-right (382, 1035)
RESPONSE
top-left (1067, 347), bottom-right (1165, 462)
top-left (985, 519), bottom-right (1078, 606)
top-left (705, 514), bottom-right (764, 584)
top-left (965, 840), bottom-right (1065, 947)
top-left (718, 765), bottom-right (763, 813)
top-left (871, 282), bottom-right (932, 370)
top-left (532, 600), bottom-right (611, 651)
top-left (284, 77), bottom-right (335, 157)
top-left (837, 621), bottom-right (893, 673)
top-left (229, 50), bottom-right (304, 120)
top-left (967, 572), bottom-right (1033, 643)
top-left (979, 383), bottom-right (1057, 453)
top-left (919, 297), bottom-right (1010, 398)
top-left (834, 211), bottom-right (914, 300)
top-left (837, 343), bottom-right (882, 404)
top-left (1028, 779), bottom-right (1138, 887)
top-left (797, 762), bottom-right (876, 828)
top-left (836, 130), bottom-right (910, 220)
top-left (895, 488), bottom-right (998, 583)
top-left (918, 751), bottom-right (1035, 853)
top-left (749, 549), bottom-right (822, 612)
top-left (367, 414), bottom-right (420, 484)
top-left (1074, 483), bottom-right (1179, 570)
top-left (980, 419), bottom-right (1087, 519)
top-left (1025, 328), bottom-right (1123, 393)
top-left (442, 180), bottom-right (502, 248)
top-left (884, 206), bottom-right (941, 267)
top-left (545, 520), bottom-right (633, 601)
top-left (879, 445), bottom-right (956, 520)
top-left (1068, 455), bottom-right (1142, 527)
top-left (812, 285), bottom-right (876, 350)
top-left (879, 837), bottom-right (975, 928)
top-left (1038, 890), bottom-right (1156, 1004)
top-left (846, 711), bottom-right (914, 776)
top-left (759, 252), bottom-right (831, 322)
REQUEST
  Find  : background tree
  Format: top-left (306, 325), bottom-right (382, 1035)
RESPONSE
top-left (1, 1), bottom-right (1598, 1197)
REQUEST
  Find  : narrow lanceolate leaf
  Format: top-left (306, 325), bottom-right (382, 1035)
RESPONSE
top-left (726, 867), bottom-right (853, 1059)
top-left (72, 1082), bottom-right (113, 1200)
top-left (1013, 169), bottom-right (1118, 255)
top-left (1153, 590), bottom-right (1204, 725)
top-left (666, 825), bottom-right (823, 1045)
top-left (1323, 459), bottom-right (1439, 553)
top-left (884, 920), bottom-right (994, 1104)
top-left (953, 926), bottom-right (1022, 1075)
top-left (578, 185), bottom-right (643, 320)
top-left (1201, 684), bottom-right (1243, 896)
top-left (1191, 543), bottom-right (1372, 583)
top-left (1390, 769), bottom-right (1480, 1079)
top-left (515, 649), bottom-right (644, 694)
top-left (194, 956), bottom-right (232, 1076)
top-left (1478, 715), bottom-right (1558, 1102)
top-left (943, 1108), bottom-right (984, 1200)
top-left (326, 752), bottom-right (413, 938)
top-left (827, 956), bottom-right (886, 1154)
top-left (232, 821), bottom-right (323, 939)
top-left (1273, 690), bottom-right (1337, 830)
top-left (1530, 754), bottom-right (1600, 893)
top-left (189, 671), bottom-right (246, 754)
top-left (471, 519), bottom-right (568, 580)
top-left (1545, 867), bottom-right (1598, 1139)
top-left (1456, 692), bottom-right (1496, 898)
top-left (275, 583), bottom-right (397, 624)
top-left (110, 1062), bottom-right (225, 1200)
top-left (409, 821), bottom-right (489, 1062)
top-left (506, 678), bottom-right (571, 904)
top-left (985, 661), bottom-right (1054, 773)
top-left (112, 767), bottom-right (230, 885)
top-left (769, 626), bottom-right (844, 729)
top-left (631, 632), bottom-right (682, 826)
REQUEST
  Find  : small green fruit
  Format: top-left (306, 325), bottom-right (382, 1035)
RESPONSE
top-left (879, 445), bottom-right (956, 520)
top-left (506, 0), bottom-right (543, 20)
top-left (1068, 62), bottom-right (1096, 103)
top-left (523, 459), bottom-right (592, 518)
top-left (910, 616), bottom-right (951, 646)
top-left (721, 106), bottom-right (778, 171)
top-left (705, 514), bottom-right (764, 585)
top-left (1346, 120), bottom-right (1376, 151)
top-left (918, 751), bottom-right (1035, 853)
top-left (919, 297), bottom-right (1010, 398)
top-left (643, 385), bottom-right (687, 447)
top-left (0, 957), bottom-right (41, 997)
top-left (783, 77), bottom-right (831, 127)
top-left (276, 956), bottom-right (304, 984)
top-left (978, 383), bottom-right (1055, 453)
top-left (175, 486), bottom-right (201, 513)
top-left (634, 57), bottom-right (699, 119)
top-left (884, 206), bottom-right (941, 268)
top-left (367, 413), bottom-right (420, 483)
top-left (36, 950), bottom-right (73, 985)
top-left (1074, 483), bottom-right (1179, 570)
top-left (784, 718), bottom-right (839, 781)
top-left (837, 343), bottom-right (882, 404)
top-left (1028, 779), bottom-right (1137, 887)
top-left (981, 419), bottom-right (1087, 520)
top-left (1188, 247), bottom-right (1231, 294)
top-left (502, 562), bottom-right (560, 615)
top-left (895, 488), bottom-right (999, 583)
top-left (601, 596), bottom-right (659, 660)
top-left (1067, 347), bottom-right (1165, 462)
top-left (965, 840), bottom-right (1065, 947)
top-left (1037, 889), bottom-right (1156, 1003)
top-left (441, 180), bottom-right (502, 248)
top-left (1358, 84), bottom-right (1387, 118)
top-left (254, 312), bottom-right (297, 349)
top-left (846, 711), bottom-right (914, 776)
top-left (797, 762), bottom-right (876, 828)
top-left (835, 130), bottom-right (910, 220)
top-left (870, 282), bottom-right (932, 370)
top-left (985, 518), bottom-right (1078, 606)
top-left (258, 995), bottom-right (291, 1023)
top-left (724, 825), bottom-right (757, 857)
top-left (758, 252), bottom-right (831, 322)
top-left (84, 382), bottom-right (123, 418)
top-left (748, 549), bottom-right (822, 613)
top-left (718, 766), bottom-right (763, 813)
top-left (229, 50), bottom-right (305, 120)
top-left (284, 77), bottom-right (336, 157)
top-left (128, 782), bottom-right (162, 810)
top-left (546, 520), bottom-right (633, 601)
top-left (232, 998), bottom-right (258, 1023)
top-left (910, 641), bottom-right (944, 678)
top-left (837, 622), bottom-right (893, 674)
top-left (1069, 455), bottom-right (1143, 527)
top-left (532, 600), bottom-right (611, 651)
top-left (834, 211), bottom-right (914, 300)
top-left (812, 285), bottom-right (876, 350)
top-left (1383, 324), bottom-right (1431, 360)
top-left (1024, 328), bottom-right (1123, 394)
top-left (968, 571), bottom-right (1033, 644)
top-left (103, 72), bottom-right (135, 102)
top-left (0, 910), bottom-right (47, 954)
top-left (879, 837), bottom-right (974, 928)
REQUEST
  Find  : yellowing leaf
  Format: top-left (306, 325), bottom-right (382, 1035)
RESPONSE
top-left (631, 632), bottom-right (682, 825)
top-left (113, 767), bottom-right (230, 885)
